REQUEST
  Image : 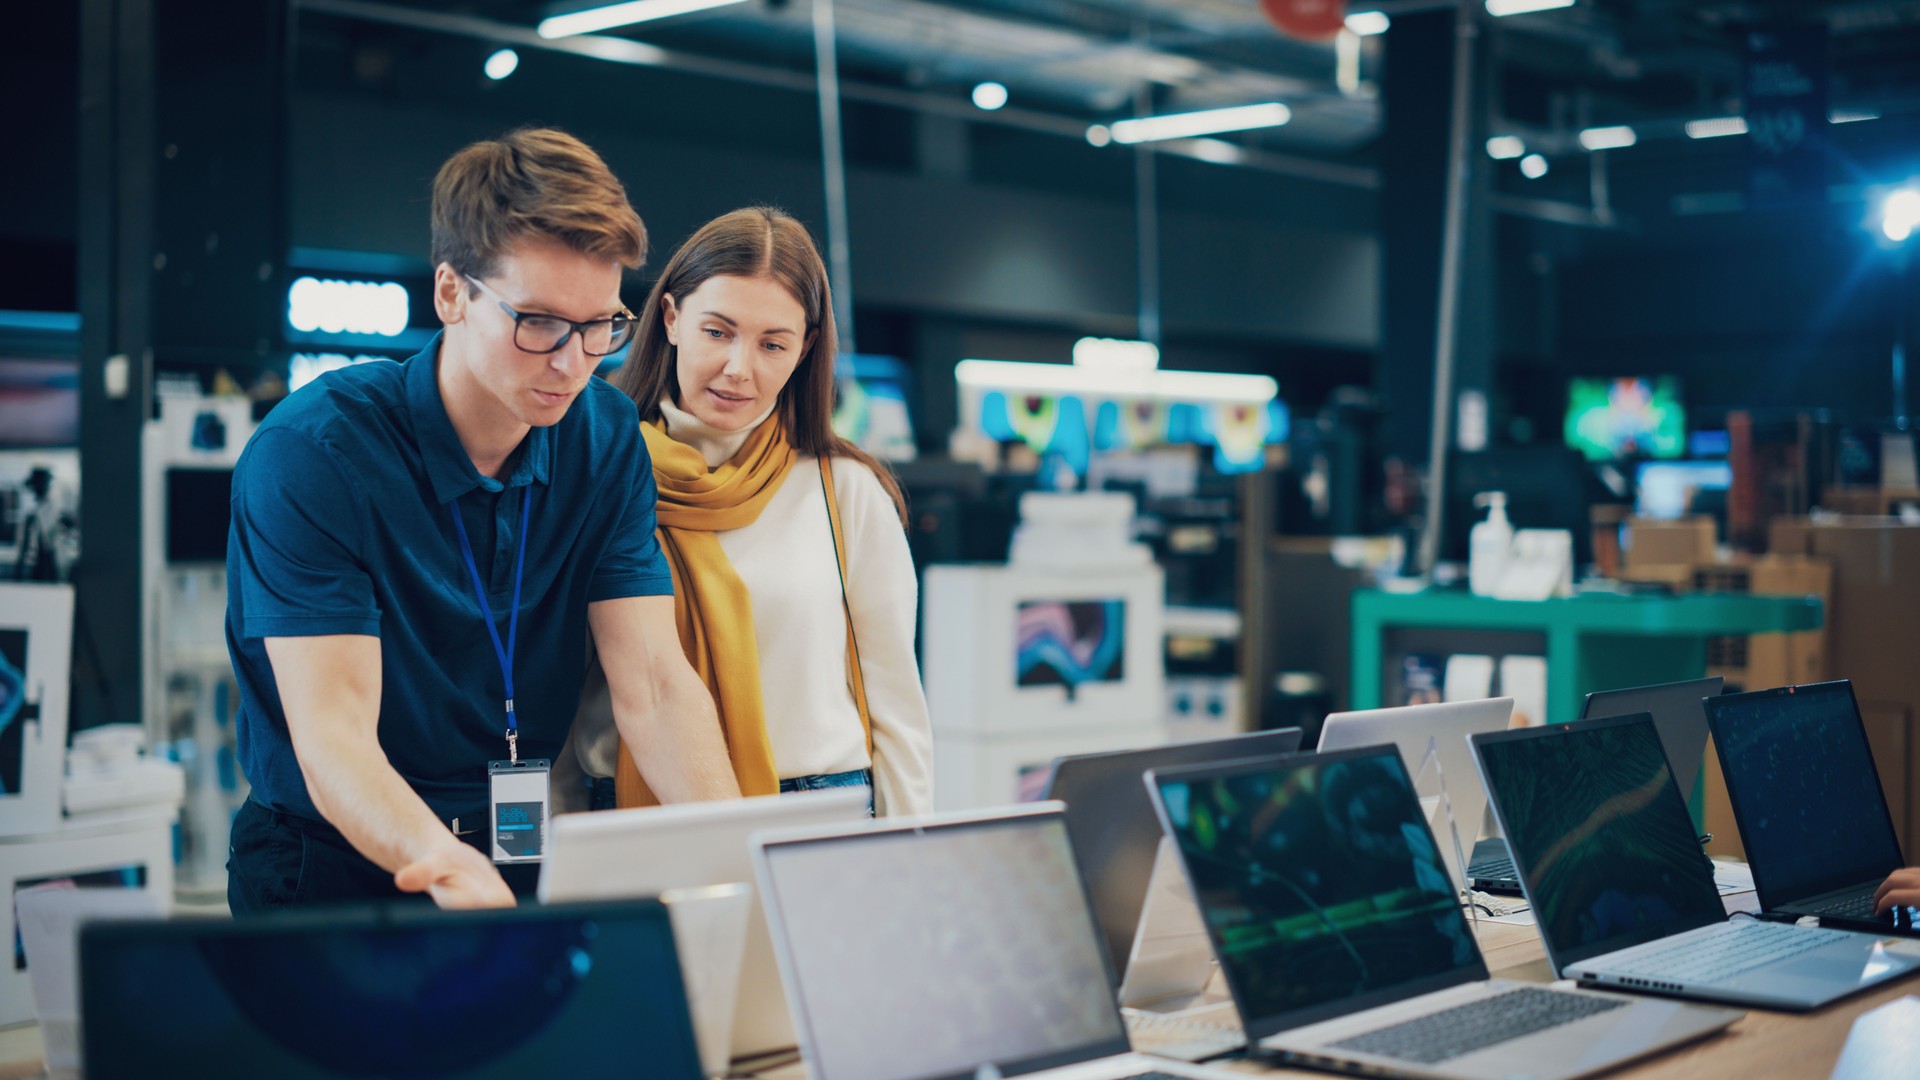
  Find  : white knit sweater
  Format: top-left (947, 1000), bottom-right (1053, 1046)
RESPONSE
top-left (563, 400), bottom-right (935, 816)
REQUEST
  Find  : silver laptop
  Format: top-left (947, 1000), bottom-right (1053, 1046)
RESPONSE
top-left (1473, 712), bottom-right (1920, 1011)
top-left (751, 804), bottom-right (1246, 1080)
top-left (1318, 698), bottom-right (1514, 892)
top-left (1040, 727), bottom-right (1303, 977)
top-left (537, 789), bottom-right (869, 1059)
top-left (1144, 745), bottom-right (1740, 1080)
top-left (1581, 675), bottom-right (1722, 796)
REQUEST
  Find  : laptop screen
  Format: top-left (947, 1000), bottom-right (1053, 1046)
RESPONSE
top-left (1473, 714), bottom-right (1725, 972)
top-left (81, 900), bottom-right (702, 1079)
top-left (1042, 727), bottom-right (1303, 976)
top-left (1149, 747), bottom-right (1487, 1040)
top-left (757, 811), bottom-right (1128, 1080)
top-left (1580, 676), bottom-right (1722, 797)
top-left (1705, 681), bottom-right (1905, 907)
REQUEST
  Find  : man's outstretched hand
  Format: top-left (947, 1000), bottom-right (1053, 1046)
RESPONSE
top-left (395, 841), bottom-right (516, 909)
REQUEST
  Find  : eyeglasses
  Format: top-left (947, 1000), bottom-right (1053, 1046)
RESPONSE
top-left (466, 275), bottom-right (637, 356)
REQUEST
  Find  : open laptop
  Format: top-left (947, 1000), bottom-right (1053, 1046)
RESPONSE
top-left (751, 804), bottom-right (1246, 1080)
top-left (81, 899), bottom-right (704, 1079)
top-left (1318, 698), bottom-right (1514, 893)
top-left (1473, 712), bottom-right (1920, 1011)
top-left (1041, 727), bottom-right (1303, 977)
top-left (537, 788), bottom-right (869, 1060)
top-left (1144, 746), bottom-right (1739, 1079)
top-left (1470, 677), bottom-right (1725, 895)
top-left (1705, 680), bottom-right (1915, 934)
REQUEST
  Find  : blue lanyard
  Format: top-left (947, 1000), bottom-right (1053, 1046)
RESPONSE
top-left (448, 485), bottom-right (533, 762)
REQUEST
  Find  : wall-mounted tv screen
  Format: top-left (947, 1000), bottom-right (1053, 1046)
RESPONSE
top-left (1564, 376), bottom-right (1685, 461)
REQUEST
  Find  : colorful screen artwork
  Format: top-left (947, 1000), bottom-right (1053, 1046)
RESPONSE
top-left (1015, 600), bottom-right (1126, 692)
top-left (1565, 376), bottom-right (1685, 461)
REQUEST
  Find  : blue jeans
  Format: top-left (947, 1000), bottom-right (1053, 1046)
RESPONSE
top-left (780, 768), bottom-right (876, 817)
top-left (588, 768), bottom-right (874, 816)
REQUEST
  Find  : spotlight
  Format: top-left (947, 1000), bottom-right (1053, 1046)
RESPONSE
top-left (1519, 154), bottom-right (1549, 179)
top-left (484, 48), bottom-right (519, 80)
top-left (1882, 187), bottom-right (1920, 244)
top-left (971, 82), bottom-right (1008, 111)
top-left (1086, 124), bottom-right (1113, 147)
top-left (1485, 135), bottom-right (1525, 160)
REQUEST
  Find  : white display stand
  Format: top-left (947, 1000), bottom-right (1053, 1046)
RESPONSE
top-left (0, 806), bottom-right (177, 1025)
top-left (0, 583), bottom-right (74, 838)
top-left (922, 563), bottom-right (1166, 811)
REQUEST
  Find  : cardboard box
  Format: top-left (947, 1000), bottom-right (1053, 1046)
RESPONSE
top-left (1861, 700), bottom-right (1918, 856)
top-left (1624, 516), bottom-right (1716, 573)
top-left (1694, 556), bottom-right (1832, 693)
top-left (1767, 518), bottom-right (1920, 849)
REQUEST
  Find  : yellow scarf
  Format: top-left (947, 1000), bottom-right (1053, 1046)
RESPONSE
top-left (615, 413), bottom-right (799, 807)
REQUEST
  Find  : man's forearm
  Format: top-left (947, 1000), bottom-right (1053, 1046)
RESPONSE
top-left (617, 665), bottom-right (741, 802)
top-left (296, 729), bottom-right (467, 873)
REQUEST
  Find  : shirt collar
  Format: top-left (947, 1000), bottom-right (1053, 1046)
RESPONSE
top-left (405, 332), bottom-right (553, 504)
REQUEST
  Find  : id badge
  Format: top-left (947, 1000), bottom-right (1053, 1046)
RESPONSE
top-left (488, 758), bottom-right (552, 864)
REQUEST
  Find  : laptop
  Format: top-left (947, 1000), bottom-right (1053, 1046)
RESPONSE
top-left (537, 788), bottom-right (869, 1059)
top-left (81, 899), bottom-right (704, 1079)
top-left (1144, 746), bottom-right (1740, 1079)
top-left (1318, 698), bottom-right (1514, 893)
top-left (1473, 712), bottom-right (1920, 1011)
top-left (1471, 677), bottom-right (1725, 896)
top-left (1705, 680), bottom-right (1914, 934)
top-left (1040, 727), bottom-right (1303, 977)
top-left (752, 804), bottom-right (1246, 1080)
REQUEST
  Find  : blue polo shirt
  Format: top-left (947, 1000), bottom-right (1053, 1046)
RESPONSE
top-left (226, 334), bottom-right (673, 826)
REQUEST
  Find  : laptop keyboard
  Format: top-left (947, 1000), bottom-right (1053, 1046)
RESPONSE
top-left (1603, 921), bottom-right (1850, 985)
top-left (1328, 987), bottom-right (1625, 1065)
top-left (1812, 893), bottom-right (1881, 920)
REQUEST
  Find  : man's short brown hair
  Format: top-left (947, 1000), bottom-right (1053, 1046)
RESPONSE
top-left (430, 127), bottom-right (647, 281)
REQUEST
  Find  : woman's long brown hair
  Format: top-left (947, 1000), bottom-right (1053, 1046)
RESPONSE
top-left (608, 206), bottom-right (906, 521)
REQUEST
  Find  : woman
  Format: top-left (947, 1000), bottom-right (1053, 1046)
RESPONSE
top-left (566, 206), bottom-right (933, 816)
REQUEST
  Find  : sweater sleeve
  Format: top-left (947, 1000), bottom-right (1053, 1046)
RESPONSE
top-left (832, 458), bottom-right (935, 816)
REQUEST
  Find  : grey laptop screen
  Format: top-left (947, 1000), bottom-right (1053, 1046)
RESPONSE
top-left (1706, 681), bottom-right (1905, 907)
top-left (1150, 747), bottom-right (1486, 1040)
top-left (759, 813), bottom-right (1127, 1080)
top-left (1042, 727), bottom-right (1304, 976)
top-left (1475, 715), bottom-right (1724, 971)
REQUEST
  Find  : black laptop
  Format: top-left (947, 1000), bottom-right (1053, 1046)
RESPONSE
top-left (1705, 679), bottom-right (1913, 934)
top-left (81, 899), bottom-right (705, 1078)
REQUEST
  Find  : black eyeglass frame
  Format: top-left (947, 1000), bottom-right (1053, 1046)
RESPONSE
top-left (465, 274), bottom-right (637, 356)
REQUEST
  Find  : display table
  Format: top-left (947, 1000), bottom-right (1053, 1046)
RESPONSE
top-left (4, 891), bottom-right (1911, 1080)
top-left (1349, 589), bottom-right (1825, 724)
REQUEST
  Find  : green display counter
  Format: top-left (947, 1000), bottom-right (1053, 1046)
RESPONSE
top-left (1349, 588), bottom-right (1825, 725)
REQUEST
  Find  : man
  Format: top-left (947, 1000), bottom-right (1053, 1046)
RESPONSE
top-left (226, 128), bottom-right (739, 912)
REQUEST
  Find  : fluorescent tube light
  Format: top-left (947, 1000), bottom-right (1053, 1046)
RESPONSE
top-left (1486, 0), bottom-right (1574, 14)
top-left (538, 0), bottom-right (748, 39)
top-left (1345, 11), bottom-right (1390, 35)
top-left (1108, 102), bottom-right (1291, 144)
top-left (1578, 125), bottom-right (1637, 151)
top-left (1685, 116), bottom-right (1747, 139)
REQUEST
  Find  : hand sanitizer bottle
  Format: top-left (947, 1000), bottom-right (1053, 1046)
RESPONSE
top-left (1469, 492), bottom-right (1512, 597)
